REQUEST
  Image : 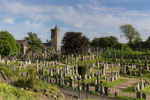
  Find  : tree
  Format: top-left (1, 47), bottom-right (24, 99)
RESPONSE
top-left (16, 42), bottom-right (21, 54)
top-left (133, 37), bottom-right (142, 43)
top-left (120, 24), bottom-right (140, 44)
top-left (62, 32), bottom-right (90, 54)
top-left (146, 36), bottom-right (150, 42)
top-left (0, 31), bottom-right (19, 56)
top-left (91, 36), bottom-right (119, 48)
top-left (25, 32), bottom-right (44, 56)
top-left (46, 46), bottom-right (55, 54)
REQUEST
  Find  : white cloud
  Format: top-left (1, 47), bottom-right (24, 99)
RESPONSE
top-left (77, 4), bottom-right (83, 8)
top-left (3, 1), bottom-right (51, 21)
top-left (25, 20), bottom-right (43, 29)
top-left (1, 0), bottom-right (150, 43)
top-left (25, 20), bottom-right (30, 24)
top-left (4, 18), bottom-right (14, 24)
top-left (89, 0), bottom-right (97, 4)
top-left (109, 0), bottom-right (142, 3)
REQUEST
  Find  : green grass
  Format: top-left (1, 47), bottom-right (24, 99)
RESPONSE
top-left (105, 67), bottom-right (120, 71)
top-left (120, 70), bottom-right (150, 80)
top-left (0, 63), bottom-right (20, 81)
top-left (0, 83), bottom-right (38, 100)
top-left (69, 56), bottom-right (104, 66)
top-left (140, 85), bottom-right (150, 95)
top-left (122, 84), bottom-right (136, 93)
top-left (104, 79), bottom-right (127, 87)
top-left (73, 75), bottom-right (109, 84)
top-left (120, 74), bottom-right (142, 79)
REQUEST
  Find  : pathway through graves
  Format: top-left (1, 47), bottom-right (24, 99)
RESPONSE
top-left (106, 70), bottom-right (150, 99)
top-left (109, 76), bottom-right (139, 98)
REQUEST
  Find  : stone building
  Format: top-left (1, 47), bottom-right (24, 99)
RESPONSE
top-left (50, 26), bottom-right (61, 54)
top-left (17, 26), bottom-right (61, 54)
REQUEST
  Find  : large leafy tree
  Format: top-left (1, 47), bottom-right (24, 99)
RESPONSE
top-left (62, 32), bottom-right (90, 54)
top-left (120, 24), bottom-right (141, 44)
top-left (25, 32), bottom-right (44, 56)
top-left (146, 36), bottom-right (150, 42)
top-left (0, 31), bottom-right (19, 56)
top-left (91, 36), bottom-right (119, 48)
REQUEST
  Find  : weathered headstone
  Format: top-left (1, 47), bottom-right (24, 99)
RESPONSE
top-left (100, 80), bottom-right (104, 94)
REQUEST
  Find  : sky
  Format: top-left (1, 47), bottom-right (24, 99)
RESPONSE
top-left (0, 0), bottom-right (150, 43)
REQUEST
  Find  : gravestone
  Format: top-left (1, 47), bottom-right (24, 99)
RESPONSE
top-left (139, 65), bottom-right (142, 76)
top-left (142, 93), bottom-right (146, 99)
top-left (82, 82), bottom-right (86, 91)
top-left (95, 84), bottom-right (99, 92)
top-left (61, 77), bottom-right (64, 85)
top-left (36, 60), bottom-right (39, 67)
top-left (117, 71), bottom-right (120, 79)
top-left (136, 92), bottom-right (141, 99)
top-left (135, 82), bottom-right (140, 92)
top-left (86, 84), bottom-right (89, 92)
top-left (29, 60), bottom-right (31, 65)
top-left (64, 79), bottom-right (67, 85)
top-left (69, 77), bottom-right (73, 88)
top-left (101, 67), bottom-right (105, 76)
top-left (20, 61), bottom-right (22, 66)
top-left (144, 79), bottom-right (148, 87)
top-left (97, 67), bottom-right (100, 84)
top-left (104, 87), bottom-right (108, 96)
top-left (77, 77), bottom-right (81, 90)
top-left (100, 80), bottom-right (104, 94)
top-left (111, 71), bottom-right (114, 82)
top-left (140, 78), bottom-right (144, 90)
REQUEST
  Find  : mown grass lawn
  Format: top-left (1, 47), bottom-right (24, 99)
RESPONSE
top-left (120, 70), bottom-right (150, 80)
top-left (121, 83), bottom-right (136, 93)
top-left (105, 67), bottom-right (120, 71)
top-left (104, 78), bottom-right (127, 87)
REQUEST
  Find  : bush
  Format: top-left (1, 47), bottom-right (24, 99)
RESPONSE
top-left (0, 83), bottom-right (36, 100)
top-left (13, 68), bottom-right (36, 89)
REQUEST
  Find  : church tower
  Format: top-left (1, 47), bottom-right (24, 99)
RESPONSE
top-left (51, 26), bottom-right (61, 54)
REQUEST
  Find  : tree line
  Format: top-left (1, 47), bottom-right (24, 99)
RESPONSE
top-left (0, 24), bottom-right (150, 57)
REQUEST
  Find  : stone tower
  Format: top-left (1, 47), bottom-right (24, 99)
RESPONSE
top-left (51, 26), bottom-right (61, 54)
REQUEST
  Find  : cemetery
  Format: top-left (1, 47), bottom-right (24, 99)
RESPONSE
top-left (0, 11), bottom-right (150, 100)
top-left (1, 46), bottom-right (150, 100)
